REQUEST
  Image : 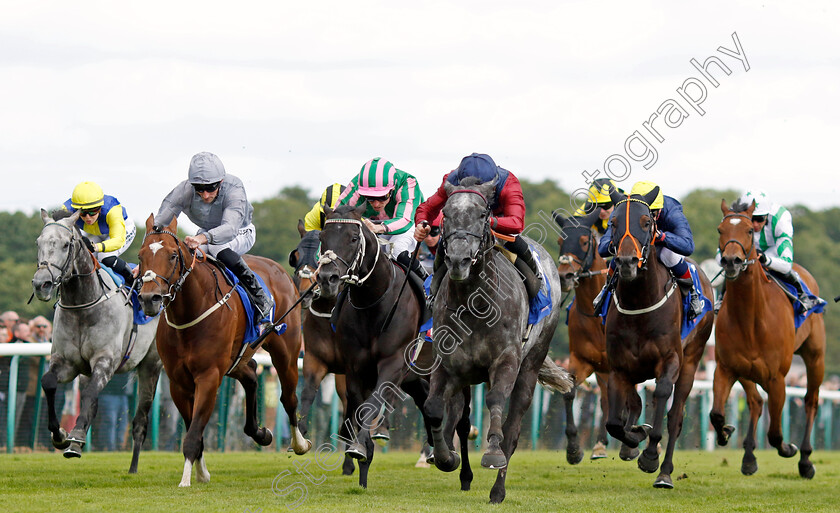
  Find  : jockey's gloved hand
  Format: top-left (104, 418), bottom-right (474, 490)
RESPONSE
top-left (757, 251), bottom-right (768, 265)
top-left (653, 231), bottom-right (666, 245)
top-left (82, 236), bottom-right (96, 253)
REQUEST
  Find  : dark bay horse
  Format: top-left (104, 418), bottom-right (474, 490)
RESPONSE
top-left (713, 199), bottom-right (825, 478)
top-left (604, 187), bottom-right (713, 489)
top-left (315, 205), bottom-right (457, 490)
top-left (32, 209), bottom-right (161, 472)
top-left (555, 210), bottom-right (639, 463)
top-left (424, 179), bottom-right (572, 504)
top-left (137, 215), bottom-right (308, 487)
top-left (288, 220), bottom-right (355, 475)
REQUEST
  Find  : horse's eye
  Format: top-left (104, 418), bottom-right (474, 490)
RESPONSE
top-left (748, 229), bottom-right (754, 236)
top-left (63, 241), bottom-right (70, 248)
top-left (170, 253), bottom-right (177, 261)
top-left (351, 236), bottom-right (359, 243)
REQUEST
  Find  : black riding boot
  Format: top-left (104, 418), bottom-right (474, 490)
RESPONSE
top-left (676, 276), bottom-right (705, 320)
top-left (101, 256), bottom-right (134, 288)
top-left (779, 269), bottom-right (819, 311)
top-left (218, 249), bottom-right (274, 324)
top-left (504, 236), bottom-right (541, 301)
top-left (396, 250), bottom-right (430, 281)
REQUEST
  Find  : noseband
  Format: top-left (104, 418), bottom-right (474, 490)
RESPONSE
top-left (718, 212), bottom-right (757, 272)
top-left (441, 189), bottom-right (493, 266)
top-left (140, 228), bottom-right (199, 306)
top-left (319, 218), bottom-right (380, 286)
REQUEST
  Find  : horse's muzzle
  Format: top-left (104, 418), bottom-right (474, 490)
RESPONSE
top-left (31, 272), bottom-right (54, 302)
top-left (138, 292), bottom-right (164, 316)
top-left (557, 267), bottom-right (576, 293)
top-left (719, 256), bottom-right (743, 280)
top-left (445, 255), bottom-right (473, 281)
top-left (615, 256), bottom-right (639, 280)
top-left (316, 271), bottom-right (340, 299)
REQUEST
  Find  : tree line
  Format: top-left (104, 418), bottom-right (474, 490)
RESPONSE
top-left (3, 181), bottom-right (838, 374)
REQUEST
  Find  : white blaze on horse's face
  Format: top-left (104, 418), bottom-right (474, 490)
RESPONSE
top-left (149, 242), bottom-right (164, 255)
top-left (729, 218), bottom-right (742, 226)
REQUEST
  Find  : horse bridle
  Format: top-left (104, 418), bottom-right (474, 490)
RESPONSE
top-left (440, 189), bottom-right (494, 265)
top-left (611, 197), bottom-right (655, 268)
top-left (319, 218), bottom-right (380, 286)
top-left (558, 229), bottom-right (598, 285)
top-left (140, 228), bottom-right (199, 307)
top-left (718, 212), bottom-right (757, 272)
top-left (37, 222), bottom-right (82, 289)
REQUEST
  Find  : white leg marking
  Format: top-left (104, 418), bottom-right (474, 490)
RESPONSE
top-left (196, 455), bottom-right (211, 483)
top-left (178, 459), bottom-right (192, 487)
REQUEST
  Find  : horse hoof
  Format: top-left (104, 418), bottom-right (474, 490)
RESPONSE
top-left (252, 427), bottom-right (273, 447)
top-left (798, 461), bottom-right (816, 479)
top-left (566, 445), bottom-right (584, 465)
top-left (481, 451), bottom-right (507, 470)
top-left (653, 474), bottom-right (674, 489)
top-left (63, 443), bottom-right (83, 459)
top-left (371, 430), bottom-right (390, 442)
top-left (345, 442), bottom-right (367, 462)
top-left (590, 441), bottom-right (608, 460)
top-left (779, 443), bottom-right (798, 459)
top-left (619, 444), bottom-right (640, 461)
top-left (468, 425), bottom-right (479, 440)
top-left (52, 428), bottom-right (71, 450)
top-left (434, 451), bottom-right (461, 473)
top-left (717, 425), bottom-right (735, 446)
top-left (638, 451), bottom-right (659, 473)
top-left (741, 455), bottom-right (758, 476)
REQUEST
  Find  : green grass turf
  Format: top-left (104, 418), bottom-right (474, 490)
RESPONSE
top-left (1, 449), bottom-right (837, 513)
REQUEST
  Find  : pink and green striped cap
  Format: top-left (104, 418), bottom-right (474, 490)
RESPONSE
top-left (357, 158), bottom-right (396, 196)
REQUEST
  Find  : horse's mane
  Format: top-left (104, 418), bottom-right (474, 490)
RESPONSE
top-left (730, 200), bottom-right (751, 213)
top-left (51, 209), bottom-right (74, 221)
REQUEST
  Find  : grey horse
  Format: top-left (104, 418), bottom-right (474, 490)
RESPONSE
top-left (31, 209), bottom-right (161, 472)
top-left (423, 179), bottom-right (573, 504)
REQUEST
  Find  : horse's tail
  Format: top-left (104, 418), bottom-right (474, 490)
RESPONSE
top-left (537, 356), bottom-right (574, 393)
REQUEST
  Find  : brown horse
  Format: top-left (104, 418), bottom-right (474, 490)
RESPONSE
top-left (555, 210), bottom-right (639, 463)
top-left (137, 215), bottom-right (309, 487)
top-left (712, 199), bottom-right (825, 478)
top-left (604, 187), bottom-right (713, 489)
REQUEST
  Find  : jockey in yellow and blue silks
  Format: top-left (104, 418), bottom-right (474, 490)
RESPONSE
top-left (63, 181), bottom-right (136, 287)
top-left (303, 183), bottom-right (346, 232)
top-left (573, 178), bottom-right (620, 239)
top-left (593, 181), bottom-right (705, 320)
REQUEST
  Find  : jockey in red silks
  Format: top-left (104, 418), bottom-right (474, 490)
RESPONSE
top-left (413, 152), bottom-right (541, 299)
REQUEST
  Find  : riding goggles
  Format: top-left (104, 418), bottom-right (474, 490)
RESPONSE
top-left (192, 181), bottom-right (221, 193)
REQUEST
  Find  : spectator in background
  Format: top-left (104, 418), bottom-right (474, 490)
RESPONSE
top-left (10, 321), bottom-right (38, 448)
top-left (0, 324), bottom-right (10, 448)
top-left (1, 311), bottom-right (20, 341)
top-left (29, 317), bottom-right (52, 343)
top-left (93, 371), bottom-right (132, 451)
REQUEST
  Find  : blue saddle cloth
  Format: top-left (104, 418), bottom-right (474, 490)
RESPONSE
top-left (102, 265), bottom-right (159, 326)
top-left (768, 270), bottom-right (825, 329)
top-left (222, 267), bottom-right (276, 346)
top-left (595, 263), bottom-right (712, 340)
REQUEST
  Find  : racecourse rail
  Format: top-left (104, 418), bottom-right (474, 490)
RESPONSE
top-left (3, 342), bottom-right (840, 454)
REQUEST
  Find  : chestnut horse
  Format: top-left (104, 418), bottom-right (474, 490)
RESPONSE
top-left (712, 199), bottom-right (825, 478)
top-left (604, 187), bottom-right (713, 489)
top-left (555, 209), bottom-right (639, 463)
top-left (137, 215), bottom-right (309, 487)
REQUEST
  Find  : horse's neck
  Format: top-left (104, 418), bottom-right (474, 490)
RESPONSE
top-left (170, 262), bottom-right (223, 318)
top-left (615, 254), bottom-right (671, 307)
top-left (729, 265), bottom-right (771, 312)
top-left (447, 251), bottom-right (503, 303)
top-left (353, 232), bottom-right (393, 300)
top-left (62, 243), bottom-right (102, 303)
top-left (577, 254), bottom-right (607, 302)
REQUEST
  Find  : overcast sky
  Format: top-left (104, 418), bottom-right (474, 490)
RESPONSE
top-left (3, 1), bottom-right (839, 234)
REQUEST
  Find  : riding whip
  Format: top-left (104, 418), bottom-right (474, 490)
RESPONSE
top-left (248, 282), bottom-right (316, 350)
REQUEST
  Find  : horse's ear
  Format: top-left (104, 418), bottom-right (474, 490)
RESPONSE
top-left (641, 186), bottom-right (660, 208)
top-left (552, 210), bottom-right (566, 228)
top-left (145, 214), bottom-right (155, 232)
top-left (720, 199), bottom-right (729, 215)
top-left (443, 180), bottom-right (456, 197)
top-left (475, 180), bottom-right (497, 203)
top-left (66, 210), bottom-right (81, 226)
top-left (297, 219), bottom-right (306, 238)
top-left (353, 204), bottom-right (366, 218)
top-left (323, 204), bottom-right (333, 219)
top-left (581, 208), bottom-right (602, 230)
top-left (746, 200), bottom-right (756, 216)
top-left (166, 215), bottom-right (178, 232)
top-left (40, 208), bottom-right (52, 225)
top-left (609, 188), bottom-right (625, 206)
top-left (288, 249), bottom-right (299, 269)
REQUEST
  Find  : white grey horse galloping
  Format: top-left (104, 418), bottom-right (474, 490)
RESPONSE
top-left (32, 209), bottom-right (161, 472)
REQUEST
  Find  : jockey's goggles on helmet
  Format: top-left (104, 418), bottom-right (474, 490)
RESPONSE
top-left (597, 202), bottom-right (612, 210)
top-left (363, 191), bottom-right (391, 203)
top-left (751, 214), bottom-right (768, 223)
top-left (192, 181), bottom-right (221, 193)
top-left (80, 207), bottom-right (101, 217)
